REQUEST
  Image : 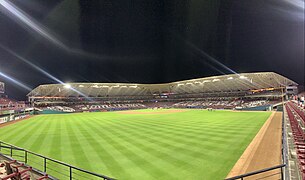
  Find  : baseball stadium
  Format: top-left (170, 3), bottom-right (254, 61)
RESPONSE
top-left (0, 71), bottom-right (304, 180)
top-left (0, 0), bottom-right (304, 180)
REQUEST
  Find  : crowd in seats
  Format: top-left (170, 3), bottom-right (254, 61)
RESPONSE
top-left (172, 100), bottom-right (270, 109)
top-left (143, 101), bottom-right (176, 108)
top-left (0, 160), bottom-right (49, 180)
top-left (173, 100), bottom-right (241, 109)
top-left (46, 106), bottom-right (75, 113)
top-left (43, 99), bottom-right (278, 112)
top-left (285, 103), bottom-right (305, 179)
top-left (240, 100), bottom-right (269, 108)
top-left (45, 103), bottom-right (146, 112)
top-left (0, 98), bottom-right (26, 111)
top-left (75, 103), bottom-right (146, 111)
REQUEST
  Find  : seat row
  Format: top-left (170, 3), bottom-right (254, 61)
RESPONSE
top-left (286, 103), bottom-right (305, 179)
top-left (0, 160), bottom-right (48, 180)
top-left (288, 101), bottom-right (305, 123)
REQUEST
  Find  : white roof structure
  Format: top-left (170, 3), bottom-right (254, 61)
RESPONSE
top-left (27, 72), bottom-right (297, 98)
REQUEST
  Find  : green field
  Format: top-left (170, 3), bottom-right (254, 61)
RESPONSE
top-left (0, 109), bottom-right (271, 180)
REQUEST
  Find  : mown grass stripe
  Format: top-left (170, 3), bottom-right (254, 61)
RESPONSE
top-left (0, 110), bottom-right (271, 180)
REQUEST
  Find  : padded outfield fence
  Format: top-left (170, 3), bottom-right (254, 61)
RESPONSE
top-left (0, 141), bottom-right (115, 180)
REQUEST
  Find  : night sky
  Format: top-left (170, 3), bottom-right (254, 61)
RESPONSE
top-left (0, 0), bottom-right (304, 100)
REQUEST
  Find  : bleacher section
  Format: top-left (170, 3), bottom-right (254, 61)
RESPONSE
top-left (285, 101), bottom-right (305, 179)
top-left (40, 100), bottom-right (280, 113)
top-left (43, 103), bottom-right (146, 113)
top-left (0, 98), bottom-right (26, 110)
top-left (0, 159), bottom-right (50, 180)
top-left (172, 100), bottom-right (274, 110)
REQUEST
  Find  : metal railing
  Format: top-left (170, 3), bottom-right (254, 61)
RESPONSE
top-left (0, 141), bottom-right (115, 180)
top-left (225, 164), bottom-right (286, 180)
top-left (282, 105), bottom-right (290, 179)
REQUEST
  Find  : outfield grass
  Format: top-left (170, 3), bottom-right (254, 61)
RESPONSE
top-left (0, 109), bottom-right (271, 180)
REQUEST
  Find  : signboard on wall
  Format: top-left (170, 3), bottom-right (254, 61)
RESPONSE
top-left (0, 82), bottom-right (4, 94)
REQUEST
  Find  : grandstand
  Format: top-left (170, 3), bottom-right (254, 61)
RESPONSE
top-left (0, 72), bottom-right (303, 179)
top-left (27, 72), bottom-right (297, 112)
top-left (0, 82), bottom-right (32, 124)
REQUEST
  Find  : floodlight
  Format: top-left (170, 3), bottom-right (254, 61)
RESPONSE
top-left (64, 84), bottom-right (71, 89)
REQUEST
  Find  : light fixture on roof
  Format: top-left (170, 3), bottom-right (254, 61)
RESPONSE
top-left (177, 83), bottom-right (183, 86)
top-left (121, 85), bottom-right (127, 88)
top-left (130, 85), bottom-right (137, 88)
top-left (79, 85), bottom-right (84, 87)
top-left (64, 84), bottom-right (71, 89)
top-left (186, 82), bottom-right (192, 85)
top-left (212, 79), bottom-right (220, 82)
top-left (203, 80), bottom-right (211, 83)
top-left (240, 76), bottom-right (247, 79)
top-left (102, 85), bottom-right (109, 88)
top-left (227, 77), bottom-right (233, 80)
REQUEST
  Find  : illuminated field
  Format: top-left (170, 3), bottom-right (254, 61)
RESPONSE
top-left (0, 109), bottom-right (271, 179)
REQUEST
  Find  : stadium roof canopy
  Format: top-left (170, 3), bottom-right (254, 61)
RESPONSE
top-left (28, 72), bottom-right (297, 98)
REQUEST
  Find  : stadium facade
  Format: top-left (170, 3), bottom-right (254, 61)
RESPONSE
top-left (28, 72), bottom-right (297, 105)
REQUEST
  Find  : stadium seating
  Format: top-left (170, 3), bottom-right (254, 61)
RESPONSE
top-left (285, 103), bottom-right (305, 179)
top-left (288, 101), bottom-right (305, 122)
top-left (0, 159), bottom-right (49, 180)
top-left (45, 103), bottom-right (146, 113)
top-left (172, 99), bottom-right (271, 110)
top-left (0, 98), bottom-right (26, 111)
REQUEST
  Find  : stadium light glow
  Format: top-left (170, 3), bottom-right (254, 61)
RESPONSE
top-left (177, 83), bottom-right (184, 86)
top-left (0, 44), bottom-right (92, 100)
top-left (130, 85), bottom-right (137, 88)
top-left (284, 0), bottom-right (304, 9)
top-left (0, 44), bottom-right (64, 84)
top-left (239, 76), bottom-right (247, 79)
top-left (64, 84), bottom-right (71, 89)
top-left (186, 82), bottom-right (192, 85)
top-left (92, 85), bottom-right (99, 88)
top-left (203, 80), bottom-right (211, 83)
top-left (227, 77), bottom-right (234, 80)
top-left (0, 0), bottom-right (105, 60)
top-left (0, 71), bottom-right (31, 91)
top-left (212, 79), bottom-right (220, 82)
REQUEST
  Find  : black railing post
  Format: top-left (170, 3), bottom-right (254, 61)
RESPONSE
top-left (0, 141), bottom-right (115, 180)
top-left (44, 157), bottom-right (47, 172)
top-left (281, 167), bottom-right (283, 180)
top-left (70, 166), bottom-right (72, 180)
top-left (10, 145), bottom-right (13, 157)
top-left (25, 151), bottom-right (28, 163)
top-left (225, 164), bottom-right (286, 180)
